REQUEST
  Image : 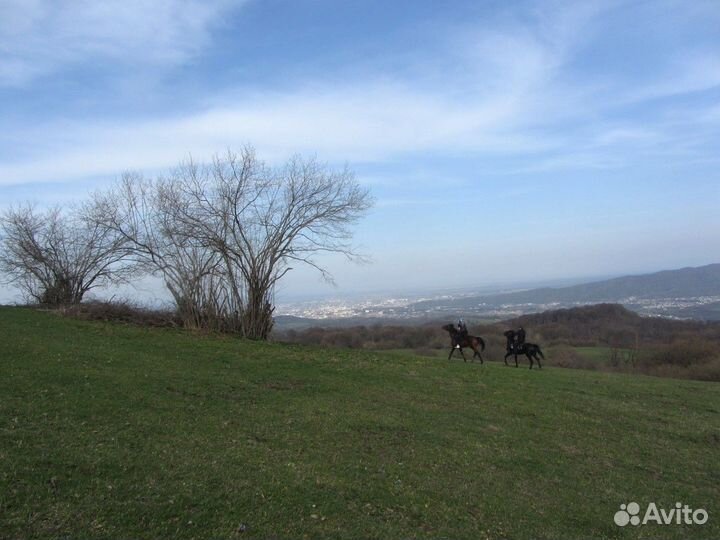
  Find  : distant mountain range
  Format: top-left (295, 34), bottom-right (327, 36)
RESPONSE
top-left (407, 263), bottom-right (720, 320)
top-left (273, 264), bottom-right (720, 329)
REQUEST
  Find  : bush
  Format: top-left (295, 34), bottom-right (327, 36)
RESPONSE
top-left (640, 341), bottom-right (716, 369)
top-left (58, 300), bottom-right (181, 328)
top-left (545, 346), bottom-right (596, 370)
top-left (634, 340), bottom-right (720, 381)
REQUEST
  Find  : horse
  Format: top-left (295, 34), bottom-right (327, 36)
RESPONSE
top-left (442, 324), bottom-right (485, 363)
top-left (503, 330), bottom-right (544, 369)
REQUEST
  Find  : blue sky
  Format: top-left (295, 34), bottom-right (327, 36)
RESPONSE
top-left (1, 0), bottom-right (719, 301)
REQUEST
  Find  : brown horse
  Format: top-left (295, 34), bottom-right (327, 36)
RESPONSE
top-left (442, 324), bottom-right (485, 363)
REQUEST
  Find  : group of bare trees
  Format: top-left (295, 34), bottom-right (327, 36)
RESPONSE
top-left (0, 148), bottom-right (372, 339)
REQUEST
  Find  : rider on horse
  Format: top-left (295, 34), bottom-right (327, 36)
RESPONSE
top-left (503, 326), bottom-right (543, 368)
top-left (505, 327), bottom-right (526, 352)
top-left (442, 322), bottom-right (485, 362)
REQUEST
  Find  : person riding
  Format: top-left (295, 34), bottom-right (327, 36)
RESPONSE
top-left (458, 319), bottom-right (467, 337)
top-left (516, 326), bottom-right (526, 351)
top-left (505, 329), bottom-right (516, 352)
top-left (455, 319), bottom-right (468, 348)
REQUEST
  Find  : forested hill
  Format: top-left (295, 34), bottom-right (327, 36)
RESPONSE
top-left (504, 303), bottom-right (718, 345)
top-left (494, 263), bottom-right (720, 302)
top-left (408, 263), bottom-right (720, 314)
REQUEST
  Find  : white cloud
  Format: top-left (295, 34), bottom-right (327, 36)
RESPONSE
top-left (0, 0), bottom-right (717, 186)
top-left (0, 78), bottom-right (571, 186)
top-left (0, 2), bottom-right (581, 185)
top-left (0, 0), bottom-right (240, 86)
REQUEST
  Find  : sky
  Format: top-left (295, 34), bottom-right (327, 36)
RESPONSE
top-left (0, 0), bottom-right (719, 303)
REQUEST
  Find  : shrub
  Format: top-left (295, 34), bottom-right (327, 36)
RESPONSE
top-left (546, 346), bottom-right (596, 370)
top-left (58, 300), bottom-right (180, 328)
top-left (640, 341), bottom-right (716, 368)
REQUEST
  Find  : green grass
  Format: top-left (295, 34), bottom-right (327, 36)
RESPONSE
top-left (574, 346), bottom-right (618, 362)
top-left (1, 307), bottom-right (719, 539)
top-left (573, 346), bottom-right (643, 363)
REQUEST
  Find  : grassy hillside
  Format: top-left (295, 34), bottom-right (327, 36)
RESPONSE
top-left (281, 304), bottom-right (720, 381)
top-left (1, 307), bottom-right (719, 539)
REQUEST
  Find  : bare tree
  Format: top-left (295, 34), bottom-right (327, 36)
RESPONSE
top-left (86, 148), bottom-right (372, 338)
top-left (85, 172), bottom-right (225, 329)
top-left (167, 148), bottom-right (373, 339)
top-left (0, 204), bottom-right (133, 305)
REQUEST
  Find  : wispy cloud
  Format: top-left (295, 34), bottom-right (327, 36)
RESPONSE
top-left (615, 53), bottom-right (720, 106)
top-left (0, 0), bottom-right (718, 292)
top-left (0, 0), bottom-right (239, 86)
top-left (0, 2), bottom-right (584, 184)
top-left (0, 78), bottom-right (581, 187)
top-left (0, 0), bottom-right (717, 187)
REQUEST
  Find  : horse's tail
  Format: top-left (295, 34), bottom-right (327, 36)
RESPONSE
top-left (536, 345), bottom-right (545, 359)
top-left (474, 336), bottom-right (485, 351)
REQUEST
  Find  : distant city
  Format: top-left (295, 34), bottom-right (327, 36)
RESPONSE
top-left (275, 264), bottom-right (720, 325)
top-left (276, 290), bottom-right (475, 320)
top-left (276, 292), bottom-right (720, 322)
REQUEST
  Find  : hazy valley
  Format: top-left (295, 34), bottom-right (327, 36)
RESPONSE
top-left (275, 263), bottom-right (720, 327)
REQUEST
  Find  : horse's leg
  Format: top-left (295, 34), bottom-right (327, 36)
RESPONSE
top-left (459, 347), bottom-right (467, 363)
top-left (528, 353), bottom-right (533, 369)
top-left (448, 347), bottom-right (455, 361)
top-left (515, 353), bottom-right (519, 368)
top-left (504, 352), bottom-right (510, 366)
top-left (535, 351), bottom-right (542, 369)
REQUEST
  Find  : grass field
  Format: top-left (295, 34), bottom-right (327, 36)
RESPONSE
top-left (1, 307), bottom-right (719, 539)
top-left (574, 346), bottom-right (619, 362)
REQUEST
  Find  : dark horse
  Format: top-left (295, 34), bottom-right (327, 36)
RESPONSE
top-left (442, 324), bottom-right (485, 363)
top-left (503, 330), bottom-right (544, 369)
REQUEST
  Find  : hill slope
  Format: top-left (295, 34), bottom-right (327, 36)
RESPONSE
top-left (409, 263), bottom-right (720, 319)
top-left (1, 307), bottom-right (719, 539)
top-left (505, 303), bottom-right (720, 345)
top-left (492, 263), bottom-right (720, 303)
